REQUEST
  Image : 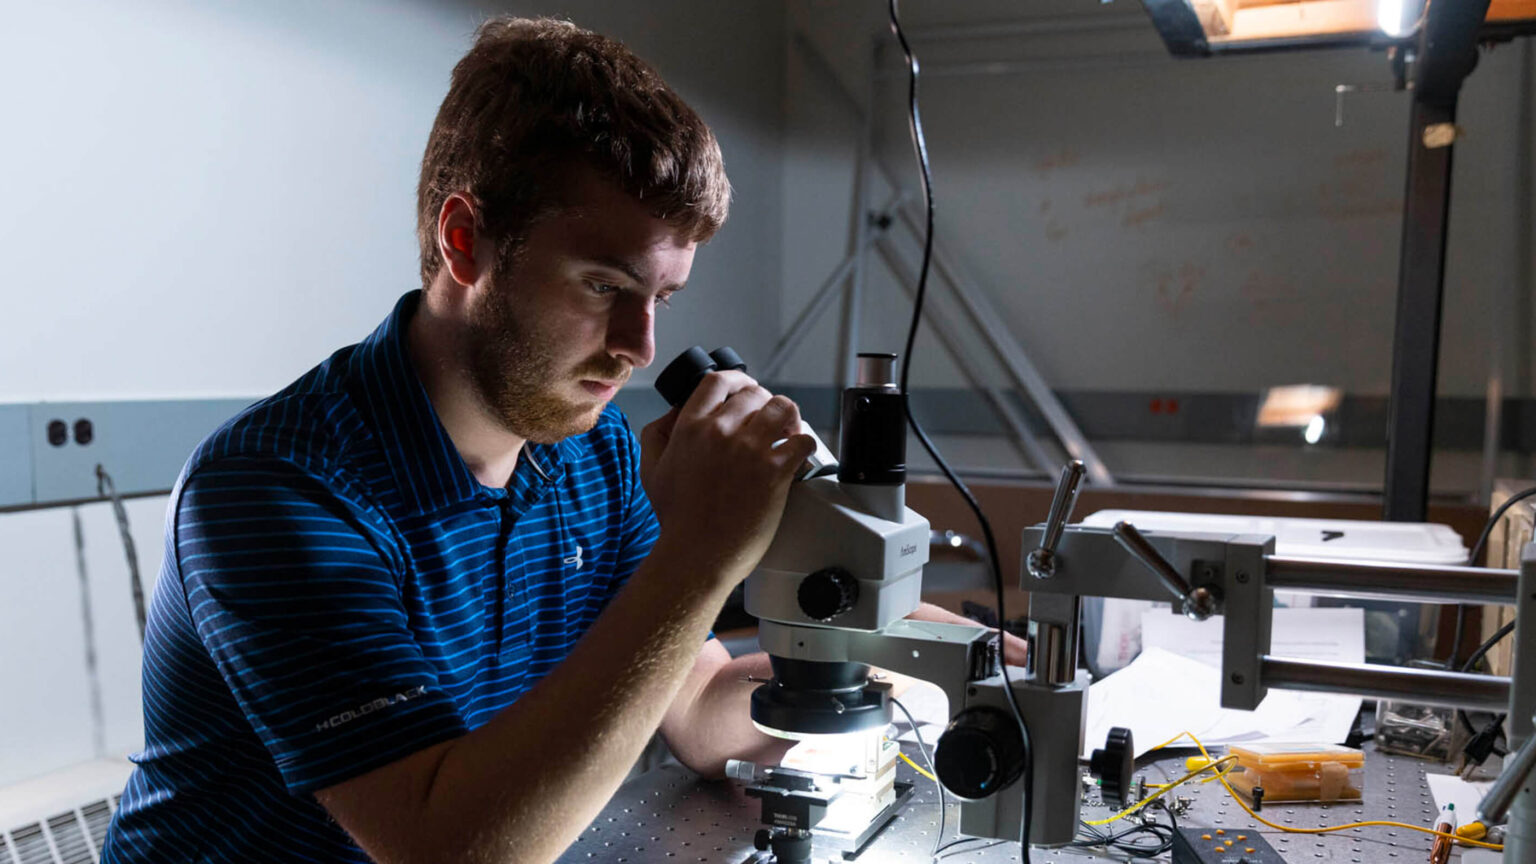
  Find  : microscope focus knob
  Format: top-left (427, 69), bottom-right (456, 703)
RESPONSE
top-left (934, 707), bottom-right (1026, 801)
top-left (1089, 726), bottom-right (1136, 809)
top-left (797, 568), bottom-right (859, 621)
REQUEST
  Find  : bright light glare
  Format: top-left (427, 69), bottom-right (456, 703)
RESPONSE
top-left (1304, 415), bottom-right (1326, 445)
top-left (1378, 0), bottom-right (1407, 35)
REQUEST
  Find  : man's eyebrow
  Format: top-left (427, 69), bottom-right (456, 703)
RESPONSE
top-left (582, 256), bottom-right (686, 293)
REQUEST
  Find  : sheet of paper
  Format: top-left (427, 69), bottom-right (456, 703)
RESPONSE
top-left (1135, 607), bottom-right (1366, 749)
top-left (1425, 773), bottom-right (1493, 822)
top-left (1141, 607), bottom-right (1366, 668)
top-left (1083, 607), bottom-right (1368, 760)
top-left (1082, 647), bottom-right (1225, 759)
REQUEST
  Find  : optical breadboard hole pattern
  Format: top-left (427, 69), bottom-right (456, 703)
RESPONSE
top-left (557, 744), bottom-right (1477, 862)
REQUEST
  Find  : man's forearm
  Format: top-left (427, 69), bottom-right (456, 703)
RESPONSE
top-left (332, 539), bottom-right (735, 864)
top-left (664, 651), bottom-right (794, 778)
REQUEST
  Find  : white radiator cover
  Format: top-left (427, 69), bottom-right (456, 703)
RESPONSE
top-left (0, 759), bottom-right (133, 864)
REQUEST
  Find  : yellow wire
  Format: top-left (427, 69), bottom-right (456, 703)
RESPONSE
top-left (1148, 731), bottom-right (1505, 852)
top-left (898, 750), bottom-right (936, 781)
top-left (1083, 755), bottom-right (1238, 826)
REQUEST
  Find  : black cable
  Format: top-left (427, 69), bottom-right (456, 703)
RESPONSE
top-left (892, 696), bottom-right (945, 857)
top-left (886, 1), bottom-right (1032, 860)
top-left (1464, 620), bottom-right (1516, 672)
top-left (933, 837), bottom-right (1008, 859)
top-left (1446, 485), bottom-right (1536, 671)
top-left (1073, 813), bottom-right (1175, 859)
top-left (1448, 488), bottom-right (1535, 756)
top-left (96, 464), bottom-right (146, 641)
top-left (1468, 485), bottom-right (1536, 567)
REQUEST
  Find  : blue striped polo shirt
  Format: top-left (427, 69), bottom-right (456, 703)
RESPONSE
top-left (102, 291), bottom-right (661, 863)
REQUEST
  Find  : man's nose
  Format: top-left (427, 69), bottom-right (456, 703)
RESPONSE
top-left (607, 299), bottom-right (655, 370)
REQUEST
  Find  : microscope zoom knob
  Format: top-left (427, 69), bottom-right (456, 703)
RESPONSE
top-left (1089, 726), bottom-right (1136, 809)
top-left (934, 707), bottom-right (1026, 801)
top-left (797, 568), bottom-right (859, 622)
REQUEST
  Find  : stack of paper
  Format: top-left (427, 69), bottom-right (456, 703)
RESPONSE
top-left (1082, 608), bottom-right (1366, 759)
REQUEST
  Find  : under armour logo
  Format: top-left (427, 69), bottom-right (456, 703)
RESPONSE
top-left (564, 544), bottom-right (584, 570)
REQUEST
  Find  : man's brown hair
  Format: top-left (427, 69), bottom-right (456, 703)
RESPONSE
top-left (416, 16), bottom-right (731, 285)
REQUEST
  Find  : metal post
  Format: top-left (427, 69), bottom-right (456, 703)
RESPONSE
top-left (1382, 0), bottom-right (1491, 521)
top-left (1502, 542), bottom-right (1536, 861)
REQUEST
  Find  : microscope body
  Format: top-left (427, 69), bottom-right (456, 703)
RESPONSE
top-left (654, 347), bottom-right (1083, 846)
top-left (746, 477), bottom-right (927, 633)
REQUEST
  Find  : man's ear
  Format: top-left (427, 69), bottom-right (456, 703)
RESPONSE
top-left (436, 193), bottom-right (483, 288)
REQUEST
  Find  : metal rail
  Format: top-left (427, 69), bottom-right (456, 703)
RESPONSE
top-left (1262, 656), bottom-right (1511, 712)
top-left (1265, 555), bottom-right (1518, 604)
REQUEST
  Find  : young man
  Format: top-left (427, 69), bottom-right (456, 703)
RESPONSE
top-left (102, 17), bottom-right (1020, 864)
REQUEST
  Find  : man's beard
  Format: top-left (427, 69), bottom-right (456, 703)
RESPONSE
top-left (463, 283), bottom-right (630, 445)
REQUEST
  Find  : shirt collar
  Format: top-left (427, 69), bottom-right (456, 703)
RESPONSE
top-left (349, 292), bottom-right (584, 516)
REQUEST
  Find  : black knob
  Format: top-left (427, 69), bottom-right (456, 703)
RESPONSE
top-left (753, 829), bottom-right (772, 851)
top-left (797, 568), bottom-right (859, 621)
top-left (1089, 726), bottom-right (1135, 809)
top-left (934, 707), bottom-right (1026, 801)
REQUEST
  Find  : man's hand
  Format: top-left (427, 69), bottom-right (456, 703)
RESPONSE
top-left (640, 371), bottom-right (816, 583)
top-left (906, 602), bottom-right (1028, 666)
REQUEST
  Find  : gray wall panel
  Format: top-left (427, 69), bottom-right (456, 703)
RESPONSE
top-left (26, 400), bottom-right (251, 507)
top-left (0, 405), bottom-right (31, 508)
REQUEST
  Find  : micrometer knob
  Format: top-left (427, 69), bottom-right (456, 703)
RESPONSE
top-left (654, 346), bottom-right (746, 407)
top-left (797, 568), bottom-right (859, 622)
top-left (934, 707), bottom-right (1026, 801)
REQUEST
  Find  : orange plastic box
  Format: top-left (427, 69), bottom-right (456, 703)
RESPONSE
top-left (1225, 743), bottom-right (1365, 804)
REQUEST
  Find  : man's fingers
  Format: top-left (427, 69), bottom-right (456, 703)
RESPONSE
top-left (1002, 631), bottom-right (1029, 666)
top-left (642, 407), bottom-right (680, 448)
top-left (640, 408), bottom-right (680, 481)
top-left (678, 370), bottom-right (757, 423)
top-left (744, 394), bottom-right (803, 443)
top-left (711, 383), bottom-right (772, 429)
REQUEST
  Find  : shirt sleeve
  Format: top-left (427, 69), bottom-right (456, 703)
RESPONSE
top-left (175, 457), bottom-right (467, 795)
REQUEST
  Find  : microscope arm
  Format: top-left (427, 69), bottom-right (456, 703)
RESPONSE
top-left (756, 619), bottom-right (998, 722)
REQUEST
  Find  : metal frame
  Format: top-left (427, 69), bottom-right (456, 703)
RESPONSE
top-left (1384, 0), bottom-right (1495, 521)
top-left (778, 30), bottom-right (1113, 485)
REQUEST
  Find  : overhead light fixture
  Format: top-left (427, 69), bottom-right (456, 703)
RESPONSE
top-left (1304, 415), bottom-right (1327, 445)
top-left (1256, 385), bottom-right (1342, 429)
top-left (1140, 0), bottom-right (1532, 55)
top-left (1377, 0), bottom-right (1410, 37)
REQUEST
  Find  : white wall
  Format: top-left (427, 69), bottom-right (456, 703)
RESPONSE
top-left (0, 0), bottom-right (788, 787)
top-left (0, 497), bottom-right (167, 788)
top-left (0, 0), bottom-right (785, 403)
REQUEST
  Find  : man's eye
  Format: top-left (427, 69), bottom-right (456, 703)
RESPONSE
top-left (588, 282), bottom-right (620, 295)
top-left (656, 292), bottom-right (674, 310)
